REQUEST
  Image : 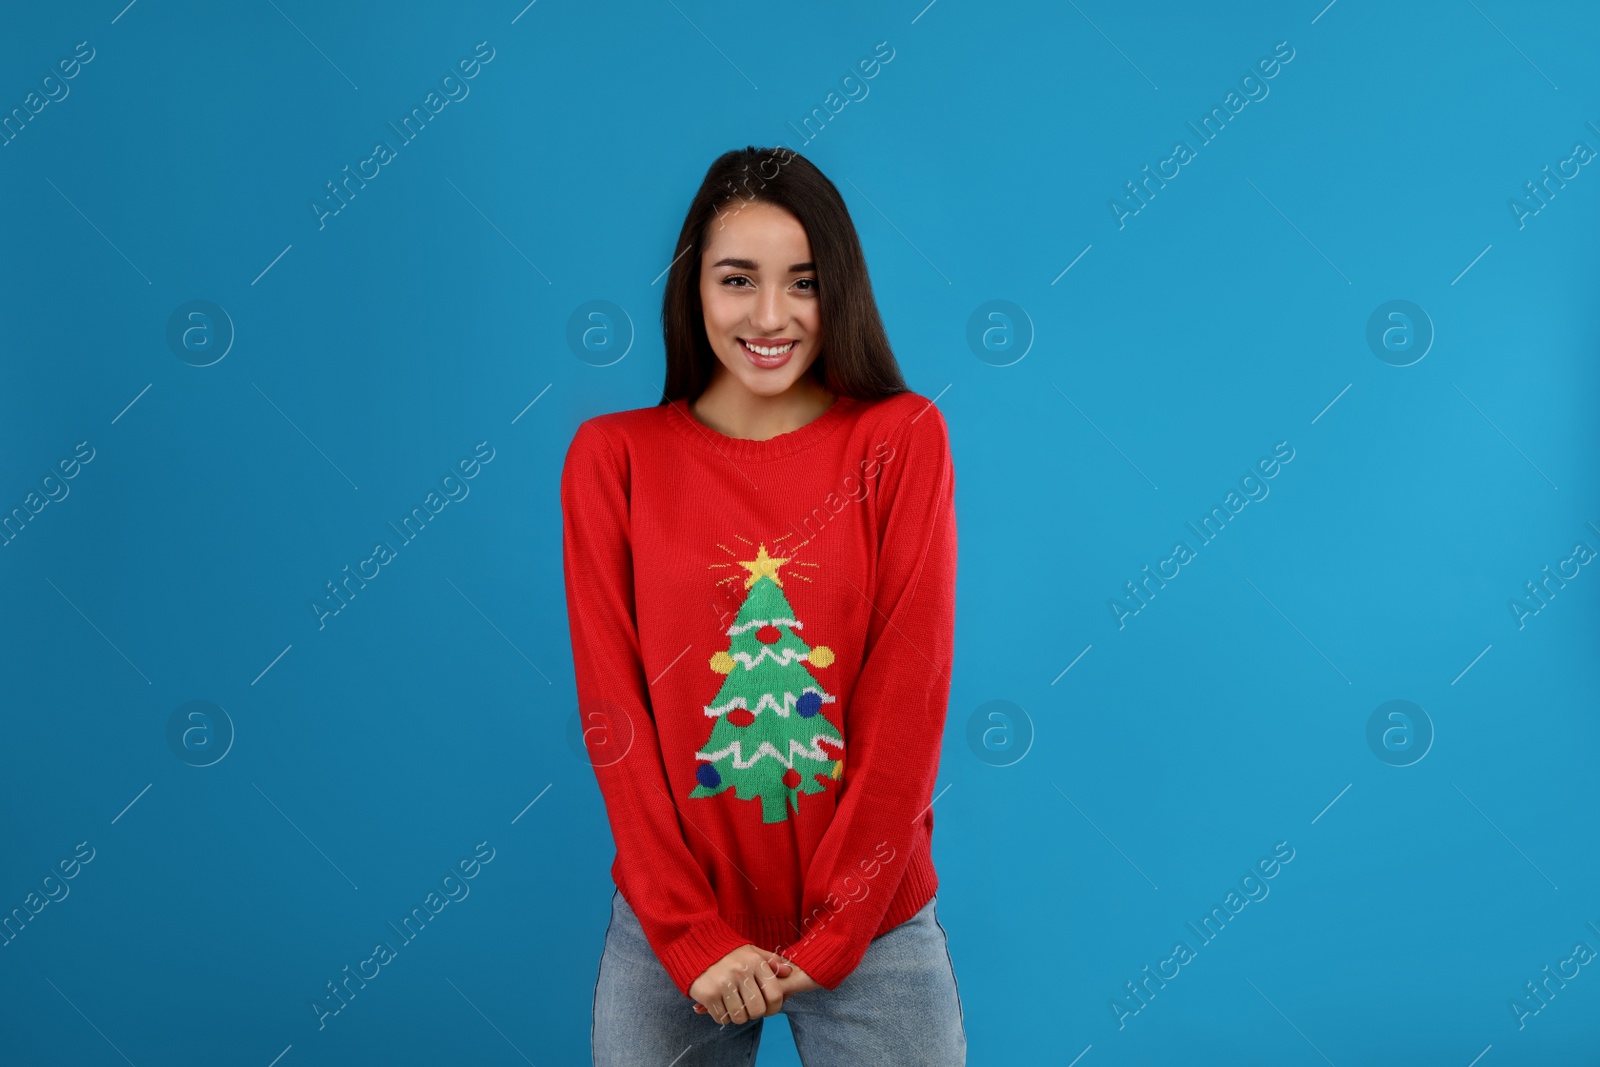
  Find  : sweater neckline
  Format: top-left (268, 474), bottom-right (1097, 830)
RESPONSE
top-left (664, 393), bottom-right (859, 461)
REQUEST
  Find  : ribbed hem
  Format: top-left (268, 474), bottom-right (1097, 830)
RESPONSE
top-left (735, 843), bottom-right (940, 991)
top-left (662, 393), bottom-right (860, 461)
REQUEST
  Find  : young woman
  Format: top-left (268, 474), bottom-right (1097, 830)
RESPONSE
top-left (561, 146), bottom-right (965, 1065)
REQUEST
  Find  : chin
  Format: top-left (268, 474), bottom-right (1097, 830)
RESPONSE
top-left (719, 352), bottom-right (817, 397)
top-left (740, 371), bottom-right (803, 396)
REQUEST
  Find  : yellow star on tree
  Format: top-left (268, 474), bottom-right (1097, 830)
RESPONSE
top-left (739, 543), bottom-right (789, 588)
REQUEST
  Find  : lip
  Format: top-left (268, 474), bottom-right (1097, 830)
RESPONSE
top-left (738, 338), bottom-right (797, 370)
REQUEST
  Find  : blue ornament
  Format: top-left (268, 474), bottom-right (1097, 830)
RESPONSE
top-left (797, 691), bottom-right (821, 718)
top-left (695, 763), bottom-right (721, 789)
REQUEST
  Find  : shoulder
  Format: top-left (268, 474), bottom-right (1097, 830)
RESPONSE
top-left (569, 400), bottom-right (664, 443)
top-left (562, 401), bottom-right (696, 493)
top-left (563, 402), bottom-right (671, 465)
top-left (856, 391), bottom-right (951, 458)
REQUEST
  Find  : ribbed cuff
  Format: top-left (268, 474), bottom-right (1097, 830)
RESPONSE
top-left (656, 916), bottom-right (759, 999)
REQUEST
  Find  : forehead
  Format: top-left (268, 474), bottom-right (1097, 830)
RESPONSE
top-left (703, 200), bottom-right (812, 265)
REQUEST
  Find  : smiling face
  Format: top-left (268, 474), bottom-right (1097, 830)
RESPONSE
top-left (697, 199), bottom-right (825, 401)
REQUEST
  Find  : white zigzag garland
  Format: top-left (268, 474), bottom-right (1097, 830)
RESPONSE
top-left (726, 615), bottom-right (803, 637)
top-left (728, 646), bottom-right (816, 670)
top-left (704, 686), bottom-right (838, 719)
top-left (695, 732), bottom-right (845, 770)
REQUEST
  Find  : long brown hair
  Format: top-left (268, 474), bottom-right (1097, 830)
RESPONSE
top-left (660, 146), bottom-right (909, 405)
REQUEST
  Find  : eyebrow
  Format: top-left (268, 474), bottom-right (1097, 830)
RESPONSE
top-left (710, 257), bottom-right (815, 272)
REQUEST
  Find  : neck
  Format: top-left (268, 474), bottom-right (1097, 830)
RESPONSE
top-left (690, 371), bottom-right (835, 442)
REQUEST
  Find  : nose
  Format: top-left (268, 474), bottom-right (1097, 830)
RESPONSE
top-left (752, 284), bottom-right (786, 333)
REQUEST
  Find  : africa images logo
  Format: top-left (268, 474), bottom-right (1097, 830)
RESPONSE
top-left (690, 538), bottom-right (845, 824)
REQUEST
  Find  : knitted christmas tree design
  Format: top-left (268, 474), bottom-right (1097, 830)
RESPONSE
top-left (689, 543), bottom-right (845, 824)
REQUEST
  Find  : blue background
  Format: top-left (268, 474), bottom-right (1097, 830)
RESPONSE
top-left (2, 1), bottom-right (1597, 1064)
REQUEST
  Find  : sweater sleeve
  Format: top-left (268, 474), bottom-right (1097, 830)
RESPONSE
top-left (780, 398), bottom-right (958, 991)
top-left (560, 420), bottom-right (754, 998)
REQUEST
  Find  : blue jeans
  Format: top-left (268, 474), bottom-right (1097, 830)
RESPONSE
top-left (592, 888), bottom-right (967, 1066)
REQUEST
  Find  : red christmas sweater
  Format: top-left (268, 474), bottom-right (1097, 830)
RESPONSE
top-left (559, 389), bottom-right (956, 996)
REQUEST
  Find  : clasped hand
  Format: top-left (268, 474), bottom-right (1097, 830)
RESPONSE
top-left (688, 945), bottom-right (821, 1023)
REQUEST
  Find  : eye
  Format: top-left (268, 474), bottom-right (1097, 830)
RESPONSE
top-left (793, 278), bottom-right (818, 292)
top-left (721, 274), bottom-right (753, 288)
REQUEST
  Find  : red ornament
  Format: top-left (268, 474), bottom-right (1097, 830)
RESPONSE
top-left (782, 768), bottom-right (801, 789)
top-left (756, 625), bottom-right (781, 644)
top-left (728, 708), bottom-right (755, 727)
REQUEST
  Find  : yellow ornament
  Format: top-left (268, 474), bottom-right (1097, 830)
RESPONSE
top-left (709, 650), bottom-right (734, 674)
top-left (831, 758), bottom-right (843, 780)
top-left (809, 645), bottom-right (834, 668)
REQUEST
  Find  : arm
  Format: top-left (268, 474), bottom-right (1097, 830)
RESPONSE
top-left (560, 420), bottom-right (753, 997)
top-left (779, 398), bottom-right (958, 990)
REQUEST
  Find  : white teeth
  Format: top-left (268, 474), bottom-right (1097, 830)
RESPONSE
top-left (743, 340), bottom-right (795, 357)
